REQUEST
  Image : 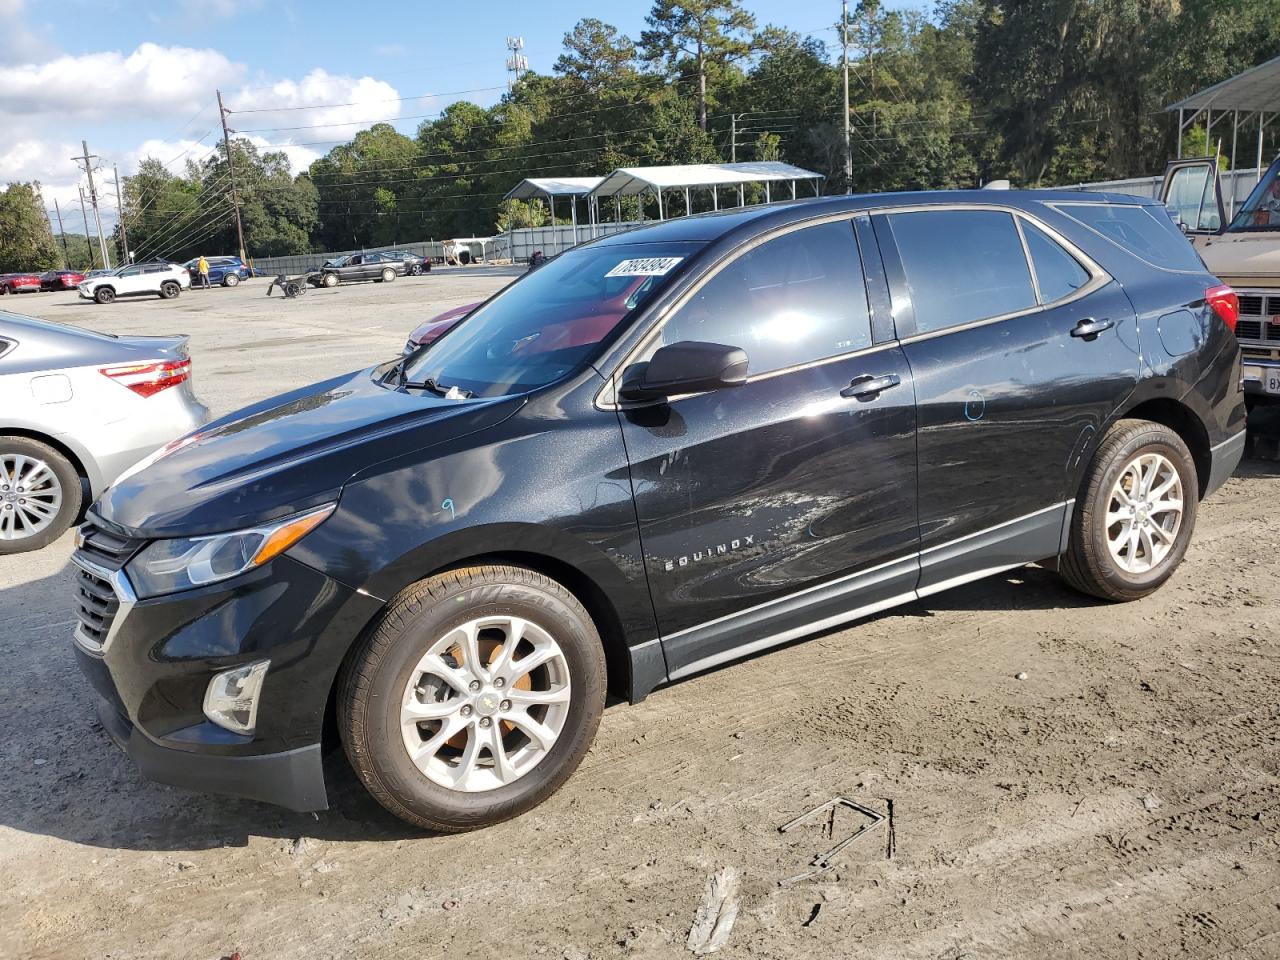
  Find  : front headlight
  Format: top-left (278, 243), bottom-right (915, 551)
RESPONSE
top-left (127, 503), bottom-right (335, 598)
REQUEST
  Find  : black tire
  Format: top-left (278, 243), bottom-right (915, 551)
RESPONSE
top-left (1060, 419), bottom-right (1199, 602)
top-left (223, 273), bottom-right (241, 287)
top-left (409, 263), bottom-right (422, 276)
top-left (94, 286), bottom-right (115, 304)
top-left (0, 284), bottom-right (8, 295)
top-left (323, 272), bottom-right (339, 288)
top-left (160, 280), bottom-right (180, 299)
top-left (284, 281), bottom-right (301, 298)
top-left (0, 436), bottom-right (82, 555)
top-left (380, 267), bottom-right (397, 283)
top-left (339, 564), bottom-right (606, 832)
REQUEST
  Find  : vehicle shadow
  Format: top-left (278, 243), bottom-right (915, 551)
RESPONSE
top-left (1245, 404), bottom-right (1280, 469)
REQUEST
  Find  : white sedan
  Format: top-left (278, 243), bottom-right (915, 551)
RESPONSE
top-left (78, 262), bottom-right (191, 305)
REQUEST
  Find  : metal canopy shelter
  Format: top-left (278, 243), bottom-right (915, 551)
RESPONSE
top-left (586, 161), bottom-right (825, 221)
top-left (503, 176), bottom-right (604, 246)
top-left (1168, 55), bottom-right (1280, 192)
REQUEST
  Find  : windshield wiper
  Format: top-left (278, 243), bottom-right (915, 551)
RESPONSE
top-left (401, 375), bottom-right (473, 399)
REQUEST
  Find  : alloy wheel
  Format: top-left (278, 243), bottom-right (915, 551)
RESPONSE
top-left (1105, 452), bottom-right (1183, 574)
top-left (0, 454), bottom-right (63, 541)
top-left (400, 616), bottom-right (571, 793)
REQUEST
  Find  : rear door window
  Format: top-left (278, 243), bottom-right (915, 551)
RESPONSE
top-left (884, 209), bottom-right (1038, 334)
top-left (1021, 222), bottom-right (1092, 303)
top-left (659, 219), bottom-right (873, 376)
top-left (1051, 202), bottom-right (1205, 272)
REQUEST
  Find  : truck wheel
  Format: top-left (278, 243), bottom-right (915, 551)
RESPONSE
top-left (1060, 419), bottom-right (1199, 602)
top-left (339, 565), bottom-right (606, 832)
top-left (0, 437), bottom-right (82, 554)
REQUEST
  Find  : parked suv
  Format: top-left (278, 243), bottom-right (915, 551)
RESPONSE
top-left (78, 262), bottom-right (190, 304)
top-left (183, 256), bottom-right (252, 287)
top-left (73, 192), bottom-right (1245, 831)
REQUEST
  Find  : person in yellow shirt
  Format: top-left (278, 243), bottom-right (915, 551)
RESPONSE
top-left (196, 255), bottom-right (210, 289)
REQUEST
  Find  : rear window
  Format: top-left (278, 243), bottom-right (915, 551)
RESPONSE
top-left (1051, 202), bottom-right (1205, 272)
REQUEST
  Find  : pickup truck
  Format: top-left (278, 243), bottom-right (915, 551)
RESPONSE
top-left (1161, 155), bottom-right (1280, 404)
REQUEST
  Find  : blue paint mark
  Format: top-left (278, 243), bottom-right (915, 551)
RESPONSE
top-left (964, 390), bottom-right (986, 421)
top-left (441, 498), bottom-right (455, 520)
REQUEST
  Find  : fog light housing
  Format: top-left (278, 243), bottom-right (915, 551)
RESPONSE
top-left (203, 660), bottom-right (270, 734)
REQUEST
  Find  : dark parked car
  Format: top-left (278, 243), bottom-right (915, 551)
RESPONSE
top-left (40, 269), bottom-right (86, 291)
top-left (0, 273), bottom-right (41, 294)
top-left (183, 256), bottom-right (252, 287)
top-left (308, 252), bottom-right (406, 287)
top-left (73, 191), bottom-right (1245, 832)
top-left (384, 250), bottom-right (432, 276)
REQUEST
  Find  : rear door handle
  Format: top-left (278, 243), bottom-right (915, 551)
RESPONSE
top-left (841, 373), bottom-right (901, 400)
top-left (1070, 317), bottom-right (1116, 341)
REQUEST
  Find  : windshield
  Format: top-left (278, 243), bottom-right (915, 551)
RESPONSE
top-left (402, 240), bottom-right (702, 398)
top-left (1228, 157), bottom-right (1280, 232)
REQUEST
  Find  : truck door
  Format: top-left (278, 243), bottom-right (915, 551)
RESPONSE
top-left (1160, 158), bottom-right (1227, 239)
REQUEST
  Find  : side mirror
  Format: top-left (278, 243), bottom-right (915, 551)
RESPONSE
top-left (619, 341), bottom-right (749, 403)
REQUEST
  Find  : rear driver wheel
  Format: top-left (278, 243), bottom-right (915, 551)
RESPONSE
top-left (380, 267), bottom-right (397, 283)
top-left (160, 280), bottom-right (180, 299)
top-left (339, 565), bottom-right (606, 832)
top-left (1061, 419), bottom-right (1198, 601)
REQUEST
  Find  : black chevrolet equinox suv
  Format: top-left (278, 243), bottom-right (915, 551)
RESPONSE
top-left (72, 191), bottom-right (1246, 831)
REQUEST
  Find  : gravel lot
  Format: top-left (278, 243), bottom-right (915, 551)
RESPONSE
top-left (2, 272), bottom-right (1279, 960)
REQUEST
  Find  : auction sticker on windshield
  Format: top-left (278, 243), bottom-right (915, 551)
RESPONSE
top-left (605, 257), bottom-right (684, 277)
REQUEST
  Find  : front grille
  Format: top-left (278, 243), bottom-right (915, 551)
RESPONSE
top-left (72, 520), bottom-right (144, 652)
top-left (1232, 291), bottom-right (1280, 344)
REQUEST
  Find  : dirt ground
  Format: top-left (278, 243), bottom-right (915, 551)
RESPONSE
top-left (2, 274), bottom-right (1279, 960)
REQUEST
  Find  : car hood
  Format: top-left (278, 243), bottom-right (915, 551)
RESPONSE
top-left (96, 366), bottom-right (523, 537)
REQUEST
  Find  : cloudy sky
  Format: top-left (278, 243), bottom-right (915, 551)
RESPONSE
top-left (0, 0), bottom-right (917, 233)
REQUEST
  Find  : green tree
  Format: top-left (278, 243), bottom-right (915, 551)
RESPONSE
top-left (641, 0), bottom-right (757, 131)
top-left (555, 18), bottom-right (640, 94)
top-left (0, 182), bottom-right (60, 273)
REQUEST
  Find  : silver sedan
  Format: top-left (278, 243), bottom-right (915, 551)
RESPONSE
top-left (0, 311), bottom-right (209, 553)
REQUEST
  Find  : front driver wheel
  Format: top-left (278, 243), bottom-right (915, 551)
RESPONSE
top-left (94, 286), bottom-right (115, 304)
top-left (323, 272), bottom-right (338, 288)
top-left (339, 565), bottom-right (606, 832)
top-left (1061, 419), bottom-right (1198, 601)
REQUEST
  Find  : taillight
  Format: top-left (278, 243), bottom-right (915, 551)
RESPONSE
top-left (1205, 283), bottom-right (1239, 332)
top-left (100, 358), bottom-right (191, 398)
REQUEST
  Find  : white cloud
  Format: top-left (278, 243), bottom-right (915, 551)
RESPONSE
top-left (0, 42), bottom-right (244, 117)
top-left (225, 69), bottom-right (406, 143)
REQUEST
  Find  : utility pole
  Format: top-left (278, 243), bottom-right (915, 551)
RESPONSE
top-left (34, 182), bottom-right (58, 260)
top-left (73, 141), bottom-right (111, 269)
top-left (842, 0), bottom-right (852, 193)
top-left (217, 89), bottom-right (247, 262)
top-left (53, 198), bottom-right (71, 266)
top-left (113, 164), bottom-right (130, 264)
top-left (730, 113), bottom-right (740, 163)
top-left (78, 186), bottom-right (96, 269)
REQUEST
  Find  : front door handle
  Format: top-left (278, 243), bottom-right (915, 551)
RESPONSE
top-left (1070, 317), bottom-right (1116, 341)
top-left (841, 373), bottom-right (901, 400)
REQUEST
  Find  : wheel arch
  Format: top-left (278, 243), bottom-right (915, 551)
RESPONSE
top-left (1113, 397), bottom-right (1211, 498)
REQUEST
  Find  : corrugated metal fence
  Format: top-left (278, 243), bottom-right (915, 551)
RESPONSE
top-left (1057, 166), bottom-right (1265, 213)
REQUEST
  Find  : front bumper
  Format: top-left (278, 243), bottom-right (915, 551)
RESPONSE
top-left (1242, 358), bottom-right (1280, 404)
top-left (72, 543), bottom-right (382, 812)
